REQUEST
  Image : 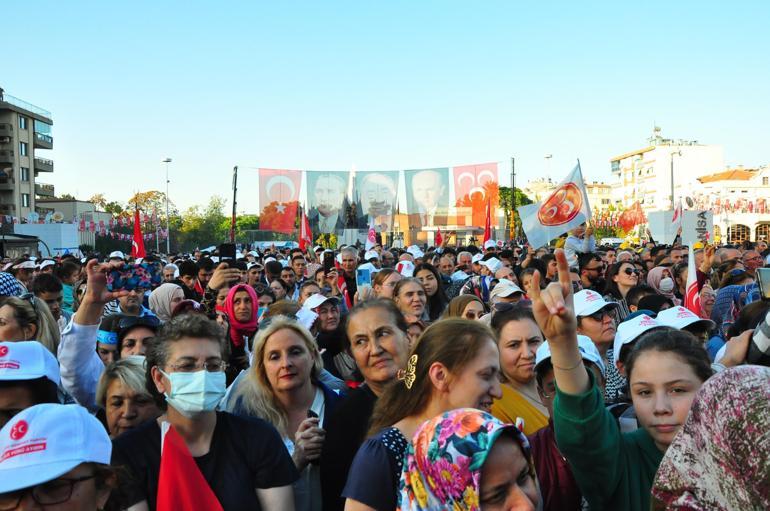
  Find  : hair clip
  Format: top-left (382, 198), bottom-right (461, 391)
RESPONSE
top-left (397, 354), bottom-right (418, 389)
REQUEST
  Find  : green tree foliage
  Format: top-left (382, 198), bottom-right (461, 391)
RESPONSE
top-left (498, 186), bottom-right (533, 237)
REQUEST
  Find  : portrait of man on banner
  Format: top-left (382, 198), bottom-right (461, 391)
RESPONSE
top-left (404, 168), bottom-right (449, 228)
top-left (355, 171), bottom-right (399, 232)
top-left (306, 171), bottom-right (350, 234)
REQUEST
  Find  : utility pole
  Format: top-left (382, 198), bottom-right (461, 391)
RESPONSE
top-left (230, 166), bottom-right (238, 243)
top-left (162, 158), bottom-right (172, 254)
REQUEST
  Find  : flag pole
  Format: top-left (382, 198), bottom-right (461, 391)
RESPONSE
top-left (230, 166), bottom-right (238, 243)
top-left (510, 156), bottom-right (516, 243)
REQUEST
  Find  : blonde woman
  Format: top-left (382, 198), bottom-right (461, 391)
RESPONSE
top-left (0, 294), bottom-right (60, 353)
top-left (225, 316), bottom-right (345, 511)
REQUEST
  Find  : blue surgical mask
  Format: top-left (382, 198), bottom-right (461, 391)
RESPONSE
top-left (159, 369), bottom-right (226, 418)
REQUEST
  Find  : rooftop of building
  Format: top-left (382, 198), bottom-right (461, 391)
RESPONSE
top-left (0, 88), bottom-right (53, 123)
top-left (697, 167), bottom-right (758, 183)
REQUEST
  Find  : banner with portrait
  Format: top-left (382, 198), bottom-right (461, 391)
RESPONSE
top-left (403, 168), bottom-right (450, 228)
top-left (453, 162), bottom-right (500, 227)
top-left (258, 168), bottom-right (302, 234)
top-left (355, 171), bottom-right (399, 232)
top-left (305, 171), bottom-right (351, 234)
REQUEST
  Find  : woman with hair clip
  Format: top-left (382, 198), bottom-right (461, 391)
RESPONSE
top-left (343, 319), bottom-right (503, 511)
top-left (527, 249), bottom-right (733, 511)
top-left (413, 263), bottom-right (449, 322)
top-left (0, 293), bottom-right (60, 354)
top-left (223, 315), bottom-right (344, 511)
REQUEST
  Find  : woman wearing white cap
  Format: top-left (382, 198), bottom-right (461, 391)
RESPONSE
top-left (0, 403), bottom-right (116, 510)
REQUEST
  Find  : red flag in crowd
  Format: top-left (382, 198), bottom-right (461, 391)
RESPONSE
top-left (157, 424), bottom-right (223, 511)
top-left (131, 209), bottom-right (146, 259)
top-left (365, 218), bottom-right (377, 250)
top-left (299, 208), bottom-right (313, 252)
top-left (435, 226), bottom-right (443, 247)
top-left (684, 245), bottom-right (702, 317)
top-left (619, 201), bottom-right (647, 233)
top-left (258, 168), bottom-right (302, 234)
top-left (482, 198), bottom-right (491, 245)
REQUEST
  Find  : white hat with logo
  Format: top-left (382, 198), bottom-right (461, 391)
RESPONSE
top-left (535, 335), bottom-right (606, 377)
top-left (303, 293), bottom-right (339, 311)
top-left (483, 239), bottom-right (496, 250)
top-left (396, 260), bottom-right (415, 277)
top-left (573, 290), bottom-right (618, 318)
top-left (406, 245), bottom-right (425, 260)
top-left (108, 250), bottom-right (126, 261)
top-left (488, 280), bottom-right (524, 301)
top-left (613, 314), bottom-right (665, 364)
top-left (0, 341), bottom-right (60, 386)
top-left (471, 253), bottom-right (484, 264)
top-left (0, 404), bottom-right (111, 493)
top-left (656, 306), bottom-right (715, 331)
top-left (479, 257), bottom-right (502, 274)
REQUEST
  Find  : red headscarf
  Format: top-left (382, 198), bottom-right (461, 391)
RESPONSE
top-left (224, 284), bottom-right (258, 348)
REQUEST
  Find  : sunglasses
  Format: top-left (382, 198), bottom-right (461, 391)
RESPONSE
top-left (585, 308), bottom-right (613, 321)
top-left (623, 268), bottom-right (641, 276)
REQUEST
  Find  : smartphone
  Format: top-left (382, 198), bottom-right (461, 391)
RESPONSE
top-left (107, 263), bottom-right (162, 292)
top-left (219, 243), bottom-right (237, 261)
top-left (323, 252), bottom-right (335, 275)
top-left (757, 268), bottom-right (770, 301)
top-left (356, 268), bottom-right (372, 288)
top-left (307, 409), bottom-right (318, 419)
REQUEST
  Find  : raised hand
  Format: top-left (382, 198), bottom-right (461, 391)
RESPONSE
top-left (83, 259), bottom-right (128, 304)
top-left (529, 249), bottom-right (576, 344)
top-left (208, 262), bottom-right (242, 291)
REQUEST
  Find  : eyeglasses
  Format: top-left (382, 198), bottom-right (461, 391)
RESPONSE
top-left (585, 308), bottom-right (613, 322)
top-left (167, 360), bottom-right (228, 373)
top-left (623, 268), bottom-right (641, 276)
top-left (0, 474), bottom-right (97, 510)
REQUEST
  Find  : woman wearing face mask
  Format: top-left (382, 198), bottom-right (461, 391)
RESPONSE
top-left (413, 263), bottom-right (449, 322)
top-left (320, 300), bottom-right (410, 511)
top-left (489, 307), bottom-right (549, 435)
top-left (393, 278), bottom-right (428, 323)
top-left (111, 314), bottom-right (298, 510)
top-left (398, 408), bottom-right (541, 511)
top-left (148, 283), bottom-right (185, 323)
top-left (529, 250), bottom-right (714, 511)
top-left (646, 266), bottom-right (680, 305)
top-left (343, 319), bottom-right (503, 511)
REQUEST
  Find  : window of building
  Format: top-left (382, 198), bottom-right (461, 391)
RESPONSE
top-left (18, 117), bottom-right (27, 130)
top-left (763, 177), bottom-right (768, 186)
top-left (33, 120), bottom-right (52, 135)
top-left (601, 198), bottom-right (610, 205)
top-left (20, 167), bottom-right (29, 182)
top-left (21, 193), bottom-right (30, 207)
top-left (19, 142), bottom-right (27, 156)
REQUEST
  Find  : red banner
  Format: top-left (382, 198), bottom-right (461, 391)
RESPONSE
top-left (258, 168), bottom-right (301, 234)
top-left (453, 162), bottom-right (499, 227)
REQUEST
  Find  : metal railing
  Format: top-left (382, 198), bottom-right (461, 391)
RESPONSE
top-left (1, 94), bottom-right (52, 118)
top-left (35, 132), bottom-right (53, 144)
top-left (34, 156), bottom-right (53, 166)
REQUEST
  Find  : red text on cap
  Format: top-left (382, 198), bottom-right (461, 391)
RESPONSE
top-left (639, 316), bottom-right (657, 326)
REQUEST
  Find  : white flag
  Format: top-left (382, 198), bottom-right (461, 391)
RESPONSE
top-left (517, 163), bottom-right (592, 248)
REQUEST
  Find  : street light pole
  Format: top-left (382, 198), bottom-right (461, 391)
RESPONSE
top-left (670, 150), bottom-right (681, 210)
top-left (163, 158), bottom-right (172, 254)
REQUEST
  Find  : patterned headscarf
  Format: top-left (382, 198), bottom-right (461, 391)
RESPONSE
top-left (652, 366), bottom-right (770, 510)
top-left (398, 408), bottom-right (538, 511)
top-left (0, 272), bottom-right (23, 297)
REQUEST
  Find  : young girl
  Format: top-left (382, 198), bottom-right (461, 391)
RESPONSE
top-left (343, 319), bottom-right (502, 511)
top-left (530, 249), bottom-right (713, 511)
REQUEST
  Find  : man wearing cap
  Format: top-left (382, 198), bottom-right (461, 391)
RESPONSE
top-left (573, 289), bottom-right (624, 402)
top-left (10, 260), bottom-right (36, 292)
top-left (656, 305), bottom-right (716, 344)
top-left (529, 336), bottom-right (605, 511)
top-left (0, 404), bottom-right (115, 509)
top-left (303, 294), bottom-right (358, 382)
top-left (0, 341), bottom-right (61, 428)
top-left (488, 280), bottom-right (525, 305)
top-left (108, 250), bottom-right (126, 268)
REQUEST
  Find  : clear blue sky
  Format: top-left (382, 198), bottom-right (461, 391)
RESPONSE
top-left (5, 1), bottom-right (769, 213)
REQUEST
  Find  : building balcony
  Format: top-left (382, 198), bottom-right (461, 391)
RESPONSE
top-left (0, 149), bottom-right (13, 164)
top-left (34, 157), bottom-right (53, 173)
top-left (0, 176), bottom-right (15, 191)
top-left (0, 203), bottom-right (16, 214)
top-left (34, 132), bottom-right (53, 149)
top-left (35, 183), bottom-right (55, 197)
top-left (0, 123), bottom-right (12, 140)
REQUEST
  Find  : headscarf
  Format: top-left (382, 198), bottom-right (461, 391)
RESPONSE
top-left (398, 408), bottom-right (538, 511)
top-left (444, 295), bottom-right (485, 319)
top-left (647, 266), bottom-right (680, 304)
top-left (148, 283), bottom-right (184, 322)
top-left (652, 366), bottom-right (770, 510)
top-left (224, 284), bottom-right (258, 348)
top-left (0, 272), bottom-right (23, 297)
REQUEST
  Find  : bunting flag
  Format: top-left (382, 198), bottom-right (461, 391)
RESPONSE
top-left (299, 208), bottom-right (313, 252)
top-left (131, 209), bottom-right (146, 258)
top-left (365, 218), bottom-right (377, 251)
top-left (435, 226), bottom-right (443, 247)
top-left (517, 162), bottom-right (591, 248)
top-left (157, 424), bottom-right (223, 511)
top-left (258, 168), bottom-right (302, 234)
top-left (483, 198), bottom-right (491, 245)
top-left (684, 245), bottom-right (701, 317)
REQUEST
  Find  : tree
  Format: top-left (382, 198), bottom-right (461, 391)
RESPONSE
top-left (127, 191), bottom-right (177, 218)
top-left (58, 193), bottom-right (76, 201)
top-left (499, 186), bottom-right (533, 238)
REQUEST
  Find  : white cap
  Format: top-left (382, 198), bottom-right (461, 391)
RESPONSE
top-left (535, 335), bottom-right (606, 377)
top-left (480, 257), bottom-right (502, 273)
top-left (364, 250), bottom-right (379, 261)
top-left (613, 314), bottom-right (663, 364)
top-left (303, 293), bottom-right (339, 310)
top-left (0, 404), bottom-right (111, 493)
top-left (574, 290), bottom-right (618, 317)
top-left (37, 260), bottom-right (55, 270)
top-left (210, 256), bottom-right (220, 263)
top-left (484, 239), bottom-right (496, 250)
top-left (489, 280), bottom-right (524, 301)
top-left (451, 270), bottom-right (469, 282)
top-left (396, 260), bottom-right (415, 277)
top-left (247, 262), bottom-right (263, 270)
top-left (12, 261), bottom-right (36, 270)
top-left (358, 262), bottom-right (379, 273)
top-left (108, 250), bottom-right (125, 260)
top-left (472, 253), bottom-right (484, 264)
top-left (313, 246), bottom-right (323, 253)
top-left (264, 256), bottom-right (277, 263)
top-left (0, 341), bottom-right (60, 386)
top-left (656, 306), bottom-right (716, 331)
top-left (406, 245), bottom-right (425, 259)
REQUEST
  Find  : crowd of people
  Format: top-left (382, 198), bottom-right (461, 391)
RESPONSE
top-left (0, 226), bottom-right (768, 510)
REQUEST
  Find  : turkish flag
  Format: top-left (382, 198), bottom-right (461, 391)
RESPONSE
top-left (157, 424), bottom-right (223, 511)
top-left (131, 209), bottom-right (146, 258)
top-left (299, 208), bottom-right (313, 251)
top-left (483, 198), bottom-right (491, 245)
top-left (453, 162), bottom-right (499, 227)
top-left (435, 226), bottom-right (443, 247)
top-left (684, 246), bottom-right (702, 318)
top-left (259, 168), bottom-right (301, 234)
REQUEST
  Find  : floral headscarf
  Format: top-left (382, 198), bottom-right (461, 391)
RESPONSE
top-left (652, 366), bottom-right (770, 510)
top-left (398, 408), bottom-right (537, 511)
top-left (224, 284), bottom-right (258, 348)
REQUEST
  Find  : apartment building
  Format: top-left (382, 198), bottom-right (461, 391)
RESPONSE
top-left (0, 87), bottom-right (55, 221)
